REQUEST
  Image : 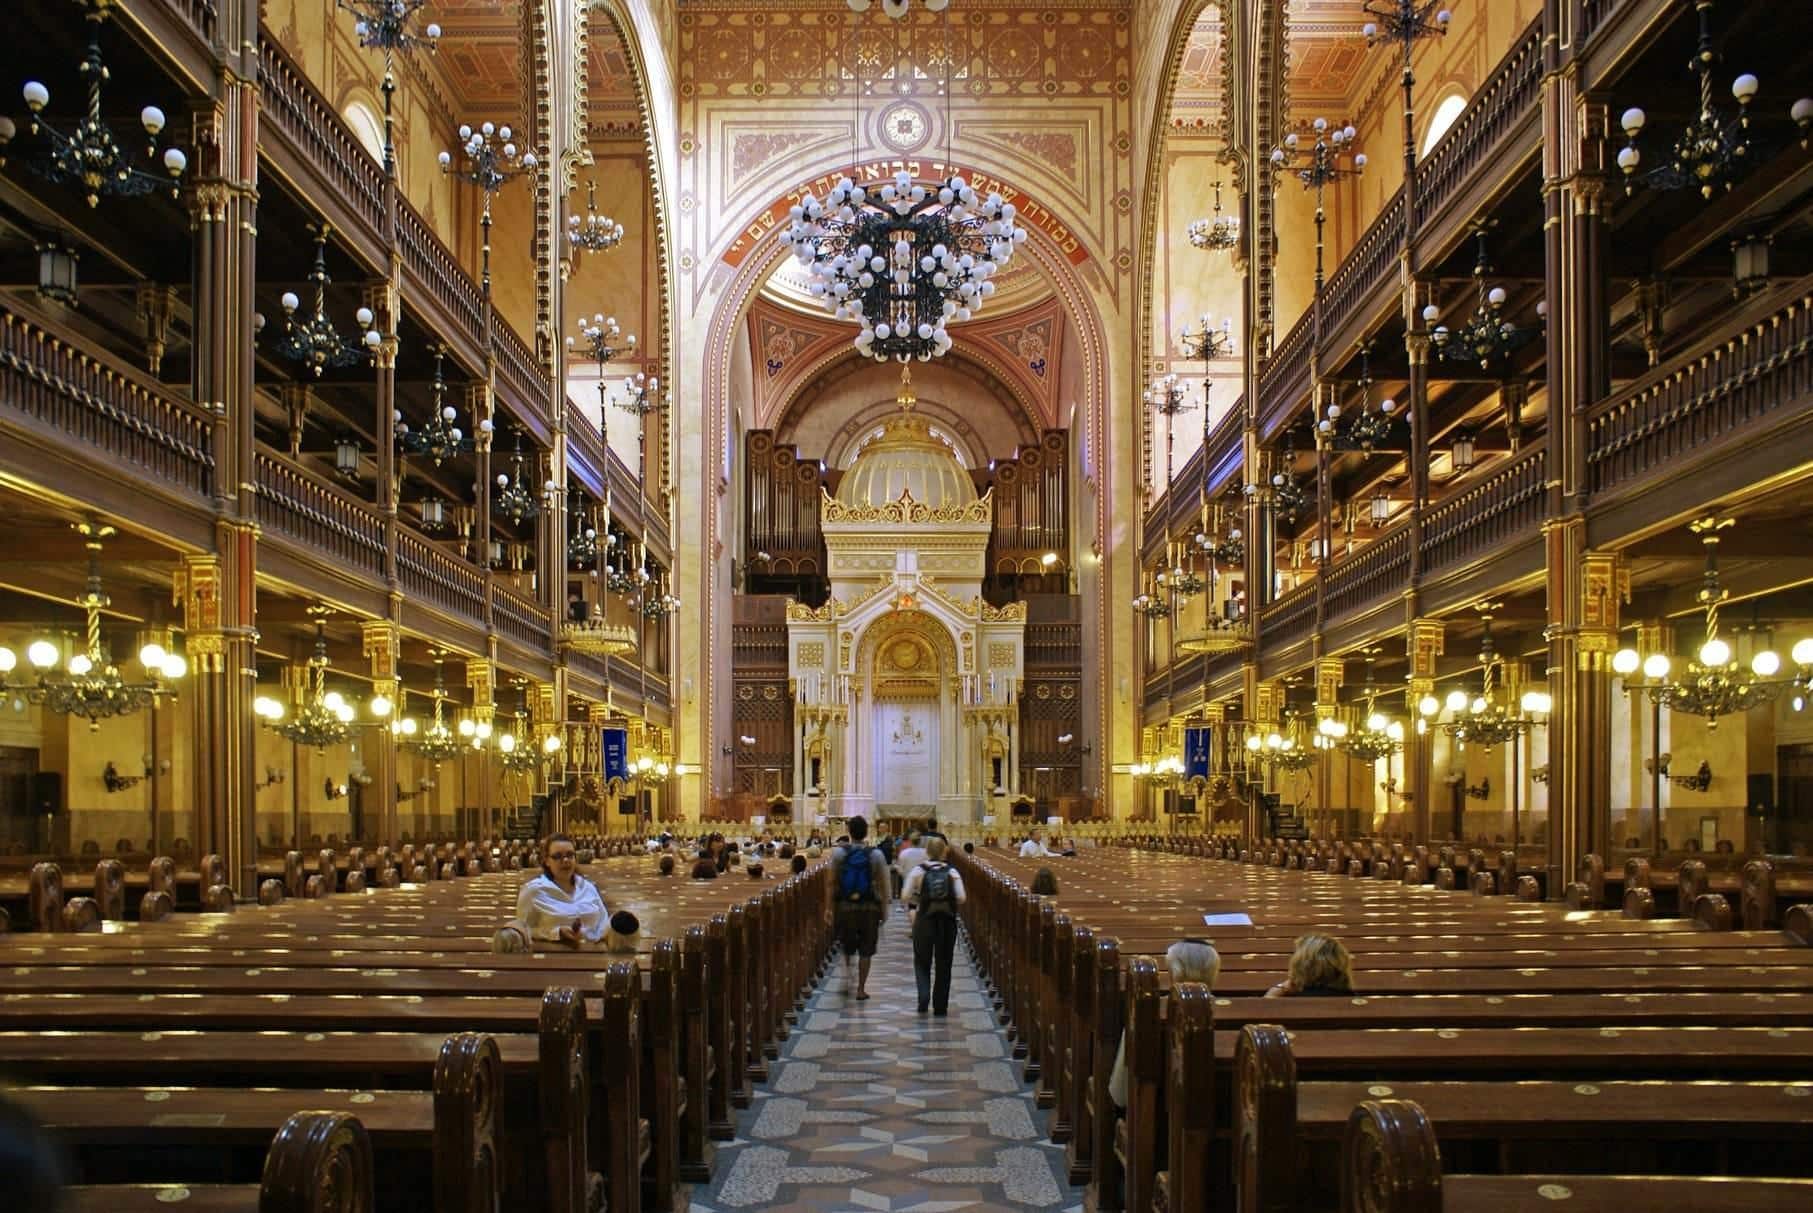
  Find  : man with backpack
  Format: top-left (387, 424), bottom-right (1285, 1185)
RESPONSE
top-left (901, 836), bottom-right (967, 1015)
top-left (830, 815), bottom-right (891, 1000)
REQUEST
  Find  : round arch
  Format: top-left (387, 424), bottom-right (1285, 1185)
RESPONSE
top-left (772, 345), bottom-right (1042, 454)
top-left (694, 165), bottom-right (1113, 798)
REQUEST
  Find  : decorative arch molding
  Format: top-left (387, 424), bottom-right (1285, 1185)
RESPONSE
top-left (769, 344), bottom-right (1045, 446)
top-left (584, 0), bottom-right (677, 396)
top-left (851, 609), bottom-right (962, 691)
top-left (697, 186), bottom-right (1112, 798)
top-left (820, 397), bottom-right (993, 475)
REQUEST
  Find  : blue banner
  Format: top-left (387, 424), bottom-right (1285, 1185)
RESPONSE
top-left (1184, 728), bottom-right (1212, 779)
top-left (602, 728), bottom-right (629, 782)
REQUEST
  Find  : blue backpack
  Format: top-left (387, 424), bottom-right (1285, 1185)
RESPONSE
top-left (839, 844), bottom-right (877, 902)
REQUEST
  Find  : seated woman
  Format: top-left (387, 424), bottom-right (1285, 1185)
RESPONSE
top-left (514, 834), bottom-right (610, 947)
top-left (1030, 867), bottom-right (1059, 896)
top-left (602, 909), bottom-right (641, 954)
top-left (1109, 939), bottom-right (1220, 1108)
top-left (657, 854), bottom-right (676, 876)
top-left (690, 854), bottom-right (719, 880)
top-left (1265, 932), bottom-right (1355, 997)
top-left (790, 853), bottom-right (809, 876)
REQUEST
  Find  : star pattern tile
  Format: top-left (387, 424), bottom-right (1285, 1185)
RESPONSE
top-left (691, 906), bottom-right (1080, 1212)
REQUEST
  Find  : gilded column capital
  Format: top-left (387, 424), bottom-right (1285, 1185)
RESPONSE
top-left (1314, 657), bottom-right (1344, 716)
top-left (1577, 550), bottom-right (1630, 669)
top-left (1407, 617), bottom-right (1445, 679)
top-left (1404, 331), bottom-right (1431, 365)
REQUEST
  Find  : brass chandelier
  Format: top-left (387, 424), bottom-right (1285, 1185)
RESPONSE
top-left (273, 225), bottom-right (381, 377)
top-left (0, 523), bottom-right (186, 729)
top-left (399, 348), bottom-right (487, 467)
top-left (404, 657), bottom-right (468, 765)
top-left (254, 610), bottom-right (355, 753)
top-left (1186, 177), bottom-right (1240, 253)
top-left (1612, 517), bottom-right (1812, 727)
top-left (1424, 614), bottom-right (1548, 750)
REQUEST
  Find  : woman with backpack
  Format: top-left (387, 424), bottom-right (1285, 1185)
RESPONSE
top-left (830, 816), bottom-right (892, 1000)
top-left (901, 836), bottom-right (967, 1015)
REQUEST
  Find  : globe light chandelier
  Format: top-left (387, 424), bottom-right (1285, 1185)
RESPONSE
top-left (1615, 1), bottom-right (1804, 199)
top-left (496, 683), bottom-right (558, 773)
top-left (1611, 517), bottom-right (1813, 727)
top-left (493, 430), bottom-right (551, 526)
top-left (1319, 652), bottom-right (1406, 762)
top-left (560, 313), bottom-right (647, 661)
top-left (336, 0), bottom-right (440, 175)
top-left (1361, 1), bottom-right (1451, 177)
top-left (846, 0), bottom-right (950, 20)
top-left (0, 1), bottom-right (189, 209)
top-left (1144, 372), bottom-right (1196, 493)
top-left (1422, 611), bottom-right (1549, 750)
top-left (1180, 313), bottom-right (1235, 364)
top-left (440, 120), bottom-right (537, 294)
top-left (1270, 118), bottom-right (1366, 292)
top-left (1133, 566), bottom-right (1174, 620)
top-left (272, 225), bottom-right (381, 377)
top-left (253, 609), bottom-right (356, 753)
top-left (602, 534), bottom-right (640, 596)
top-left (1427, 226), bottom-right (1546, 371)
top-left (1318, 341), bottom-right (1398, 453)
top-left (1247, 439), bottom-right (1309, 525)
top-left (403, 656), bottom-right (470, 766)
top-left (640, 563), bottom-right (681, 620)
top-left (614, 370), bottom-right (665, 484)
top-left (1194, 500), bottom-right (1245, 569)
top-left (1187, 176), bottom-right (1240, 253)
top-left (783, 168), bottom-right (1027, 363)
top-left (566, 487), bottom-right (599, 570)
top-left (0, 522), bottom-right (186, 730)
top-left (398, 347), bottom-right (488, 467)
top-left (1244, 714), bottom-right (1319, 774)
top-left (567, 178), bottom-right (626, 257)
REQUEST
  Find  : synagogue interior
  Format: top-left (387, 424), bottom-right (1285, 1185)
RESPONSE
top-left (0, 0), bottom-right (1811, 1208)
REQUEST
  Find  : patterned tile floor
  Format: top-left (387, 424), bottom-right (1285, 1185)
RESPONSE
top-left (692, 907), bottom-right (1084, 1213)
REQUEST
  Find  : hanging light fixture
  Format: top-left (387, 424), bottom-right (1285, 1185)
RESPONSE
top-left (336, 0), bottom-right (439, 176)
top-left (494, 431), bottom-right (542, 525)
top-left (1244, 714), bottom-right (1318, 774)
top-left (334, 434), bottom-right (361, 480)
top-left (848, 0), bottom-right (949, 15)
top-left (615, 370), bottom-right (665, 485)
top-left (1318, 342), bottom-right (1397, 452)
top-left (1731, 232), bottom-right (1772, 299)
top-left (1427, 226), bottom-right (1544, 370)
top-left (567, 487), bottom-right (599, 568)
top-left (1270, 118), bottom-right (1366, 294)
top-left (565, 313), bottom-right (636, 576)
top-left (567, 179), bottom-right (625, 256)
top-left (641, 562), bottom-right (681, 619)
top-left (1424, 611), bottom-right (1542, 750)
top-left (1370, 489), bottom-right (1392, 528)
top-left (1187, 177), bottom-right (1241, 252)
top-left (1325, 652), bottom-right (1406, 761)
top-left (35, 235), bottom-right (78, 306)
top-left (0, 522), bottom-right (185, 730)
top-left (1449, 429), bottom-right (1476, 474)
top-left (439, 120), bottom-right (537, 294)
top-left (418, 497), bottom-right (448, 531)
top-left (1180, 313), bottom-right (1235, 364)
top-left (1133, 567), bottom-right (1173, 619)
top-left (2, 1), bottom-right (189, 209)
top-left (1144, 372), bottom-right (1196, 492)
top-left (276, 225), bottom-right (380, 377)
top-left (603, 530), bottom-right (640, 595)
top-left (1265, 440), bottom-right (1310, 525)
top-left (404, 656), bottom-right (468, 765)
top-left (1611, 516), bottom-right (1812, 727)
top-left (496, 683), bottom-right (541, 774)
top-left (399, 347), bottom-right (487, 466)
top-left (782, 169), bottom-right (1027, 363)
top-left (254, 608), bottom-right (354, 753)
top-left (1616, 2), bottom-right (1768, 199)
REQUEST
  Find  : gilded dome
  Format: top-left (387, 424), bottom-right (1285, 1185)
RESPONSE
top-left (834, 368), bottom-right (977, 511)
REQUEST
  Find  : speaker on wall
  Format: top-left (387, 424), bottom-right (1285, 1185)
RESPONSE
top-left (31, 772), bottom-right (62, 814)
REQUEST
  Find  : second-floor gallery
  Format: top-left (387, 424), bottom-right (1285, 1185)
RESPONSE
top-left (0, 0), bottom-right (1808, 892)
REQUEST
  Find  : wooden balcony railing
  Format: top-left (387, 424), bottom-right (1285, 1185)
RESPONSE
top-left (493, 582), bottom-right (551, 652)
top-left (256, 36), bottom-right (387, 241)
top-left (1260, 579), bottom-right (1319, 653)
top-left (491, 323), bottom-right (548, 419)
top-left (1321, 187), bottom-right (1406, 343)
top-left (1415, 19), bottom-right (1543, 229)
top-left (0, 305), bottom-right (215, 498)
top-left (1588, 278), bottom-right (1813, 497)
top-left (1421, 441), bottom-right (1548, 575)
top-left (252, 448), bottom-right (384, 576)
top-left (1259, 310), bottom-right (1315, 429)
top-left (1324, 522), bottom-right (1412, 622)
top-left (395, 203), bottom-right (485, 356)
top-left (397, 530), bottom-right (487, 624)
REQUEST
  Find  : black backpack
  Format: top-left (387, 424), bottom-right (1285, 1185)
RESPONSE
top-left (919, 862), bottom-right (956, 915)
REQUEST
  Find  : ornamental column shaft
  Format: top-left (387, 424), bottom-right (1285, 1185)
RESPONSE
top-left (1406, 618), bottom-right (1444, 843)
top-left (362, 622), bottom-right (402, 847)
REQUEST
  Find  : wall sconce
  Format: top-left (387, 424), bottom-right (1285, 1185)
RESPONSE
top-left (256, 765), bottom-right (286, 791)
top-left (1450, 430), bottom-right (1476, 473)
top-left (419, 497), bottom-right (448, 531)
top-left (1370, 490), bottom-right (1391, 528)
top-left (1466, 776), bottom-right (1490, 801)
top-left (1531, 764), bottom-right (1550, 785)
top-left (334, 435), bottom-right (360, 480)
top-left (1669, 760), bottom-right (1714, 793)
top-left (1644, 751), bottom-right (1672, 778)
top-left (37, 236), bottom-right (79, 307)
top-left (486, 539), bottom-right (506, 568)
top-left (323, 777), bottom-right (349, 801)
top-left (1731, 233), bottom-right (1771, 298)
top-left (102, 762), bottom-right (143, 793)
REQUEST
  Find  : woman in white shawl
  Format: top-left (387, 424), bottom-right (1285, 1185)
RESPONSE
top-left (515, 833), bottom-right (610, 946)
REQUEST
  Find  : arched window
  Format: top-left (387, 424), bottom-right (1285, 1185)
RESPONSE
top-left (1421, 91), bottom-right (1468, 157)
top-left (344, 100), bottom-right (385, 165)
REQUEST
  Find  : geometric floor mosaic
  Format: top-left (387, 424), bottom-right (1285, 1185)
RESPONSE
top-left (691, 905), bottom-right (1085, 1212)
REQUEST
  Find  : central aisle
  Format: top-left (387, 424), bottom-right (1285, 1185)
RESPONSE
top-left (694, 907), bottom-right (1083, 1212)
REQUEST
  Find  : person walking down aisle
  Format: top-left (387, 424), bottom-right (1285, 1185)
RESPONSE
top-left (830, 815), bottom-right (891, 1001)
top-left (903, 835), bottom-right (966, 1015)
